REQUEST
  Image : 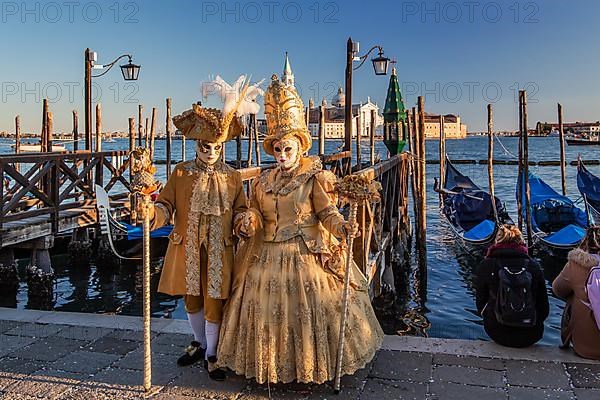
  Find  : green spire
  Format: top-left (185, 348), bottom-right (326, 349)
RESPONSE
top-left (383, 67), bottom-right (406, 154)
top-left (383, 67), bottom-right (406, 123)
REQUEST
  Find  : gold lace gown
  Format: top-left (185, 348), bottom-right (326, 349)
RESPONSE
top-left (217, 157), bottom-right (384, 384)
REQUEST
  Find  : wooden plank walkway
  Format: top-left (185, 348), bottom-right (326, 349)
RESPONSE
top-left (0, 201), bottom-right (129, 248)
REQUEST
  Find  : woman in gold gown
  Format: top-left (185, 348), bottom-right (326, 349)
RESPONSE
top-left (217, 74), bottom-right (384, 384)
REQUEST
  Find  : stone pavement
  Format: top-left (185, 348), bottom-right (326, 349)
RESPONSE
top-left (0, 308), bottom-right (599, 399)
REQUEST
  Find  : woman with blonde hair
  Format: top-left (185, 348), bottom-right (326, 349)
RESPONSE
top-left (475, 225), bottom-right (549, 347)
top-left (553, 226), bottom-right (600, 360)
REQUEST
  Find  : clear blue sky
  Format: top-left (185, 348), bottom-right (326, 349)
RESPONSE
top-left (1, 0), bottom-right (599, 134)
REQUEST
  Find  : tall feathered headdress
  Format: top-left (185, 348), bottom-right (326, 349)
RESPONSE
top-left (173, 75), bottom-right (264, 143)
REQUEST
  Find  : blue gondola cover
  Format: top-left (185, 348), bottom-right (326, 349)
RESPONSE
top-left (123, 223), bottom-right (173, 240)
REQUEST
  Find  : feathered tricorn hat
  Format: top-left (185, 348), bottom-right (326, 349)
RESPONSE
top-left (263, 74), bottom-right (312, 155)
top-left (173, 75), bottom-right (264, 143)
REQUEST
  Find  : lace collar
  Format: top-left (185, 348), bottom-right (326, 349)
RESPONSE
top-left (259, 156), bottom-right (322, 196)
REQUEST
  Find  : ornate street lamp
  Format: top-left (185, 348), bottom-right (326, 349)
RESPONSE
top-left (343, 38), bottom-right (390, 173)
top-left (84, 48), bottom-right (140, 153)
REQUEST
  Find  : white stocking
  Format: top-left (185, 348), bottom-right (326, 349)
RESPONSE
top-left (187, 310), bottom-right (207, 348)
top-left (205, 321), bottom-right (220, 360)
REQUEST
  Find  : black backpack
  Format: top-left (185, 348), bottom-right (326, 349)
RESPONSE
top-left (493, 262), bottom-right (537, 328)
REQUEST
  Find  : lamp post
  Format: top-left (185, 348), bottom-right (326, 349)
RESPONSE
top-left (344, 37), bottom-right (390, 173)
top-left (84, 48), bottom-right (140, 152)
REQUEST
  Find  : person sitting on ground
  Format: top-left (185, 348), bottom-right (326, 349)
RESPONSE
top-left (552, 226), bottom-right (600, 360)
top-left (476, 224), bottom-right (549, 347)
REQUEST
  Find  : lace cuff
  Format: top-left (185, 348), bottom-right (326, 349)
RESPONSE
top-left (152, 202), bottom-right (171, 229)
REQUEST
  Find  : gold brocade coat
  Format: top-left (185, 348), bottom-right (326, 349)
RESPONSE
top-left (151, 160), bottom-right (247, 299)
top-left (241, 156), bottom-right (361, 286)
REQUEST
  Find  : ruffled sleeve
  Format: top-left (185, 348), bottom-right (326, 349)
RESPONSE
top-left (312, 170), bottom-right (345, 237)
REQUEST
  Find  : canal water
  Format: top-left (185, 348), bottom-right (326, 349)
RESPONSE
top-left (1, 136), bottom-right (599, 346)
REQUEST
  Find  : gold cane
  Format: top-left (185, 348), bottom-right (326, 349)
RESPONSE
top-left (333, 174), bottom-right (381, 394)
top-left (129, 147), bottom-right (160, 393)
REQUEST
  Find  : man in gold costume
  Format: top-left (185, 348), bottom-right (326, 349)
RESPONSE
top-left (217, 71), bottom-right (384, 384)
top-left (147, 76), bottom-right (262, 380)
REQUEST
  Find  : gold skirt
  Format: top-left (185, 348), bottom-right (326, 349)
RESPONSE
top-left (217, 236), bottom-right (384, 384)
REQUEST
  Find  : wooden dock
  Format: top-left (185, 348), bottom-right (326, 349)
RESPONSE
top-left (0, 150), bottom-right (131, 249)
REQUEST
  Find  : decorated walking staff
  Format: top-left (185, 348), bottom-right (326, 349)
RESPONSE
top-left (334, 174), bottom-right (382, 394)
top-left (129, 147), bottom-right (161, 392)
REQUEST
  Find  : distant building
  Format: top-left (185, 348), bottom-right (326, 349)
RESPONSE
top-left (537, 121), bottom-right (600, 135)
top-left (423, 113), bottom-right (467, 139)
top-left (307, 87), bottom-right (384, 139)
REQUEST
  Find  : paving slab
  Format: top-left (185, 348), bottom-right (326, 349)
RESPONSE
top-left (429, 381), bottom-right (507, 400)
top-left (507, 386), bottom-right (576, 400)
top-left (55, 325), bottom-right (115, 341)
top-left (48, 350), bottom-right (121, 374)
top-left (432, 364), bottom-right (505, 387)
top-left (506, 360), bottom-right (570, 389)
top-left (113, 348), bottom-right (179, 372)
top-left (566, 363), bottom-right (600, 389)
top-left (162, 364), bottom-right (247, 399)
top-left (359, 378), bottom-right (427, 400)
top-left (370, 350), bottom-right (432, 382)
top-left (85, 336), bottom-right (140, 355)
top-left (0, 321), bottom-right (24, 334)
top-left (0, 335), bottom-right (36, 358)
top-left (433, 353), bottom-right (505, 371)
top-left (573, 387), bottom-right (600, 400)
top-left (0, 357), bottom-right (45, 375)
top-left (3, 373), bottom-right (79, 399)
top-left (3, 322), bottom-right (66, 338)
top-left (8, 336), bottom-right (88, 362)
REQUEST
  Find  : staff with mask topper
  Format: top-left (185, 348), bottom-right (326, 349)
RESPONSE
top-left (142, 75), bottom-right (263, 380)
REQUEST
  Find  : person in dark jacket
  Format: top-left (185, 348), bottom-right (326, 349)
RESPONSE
top-left (476, 225), bottom-right (550, 347)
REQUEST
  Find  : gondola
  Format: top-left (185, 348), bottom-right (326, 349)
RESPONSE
top-left (517, 171), bottom-right (588, 251)
top-left (437, 157), bottom-right (512, 253)
top-left (577, 159), bottom-right (600, 224)
top-left (95, 185), bottom-right (171, 261)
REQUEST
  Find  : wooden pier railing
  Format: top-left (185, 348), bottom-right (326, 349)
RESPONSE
top-left (0, 150), bottom-right (130, 248)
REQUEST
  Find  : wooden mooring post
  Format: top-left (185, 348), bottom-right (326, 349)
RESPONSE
top-left (558, 103), bottom-right (567, 195)
top-left (41, 99), bottom-right (48, 153)
top-left (166, 98), bottom-right (173, 179)
top-left (72, 111), bottom-right (78, 152)
top-left (95, 103), bottom-right (102, 152)
top-left (247, 117), bottom-right (254, 167)
top-left (237, 124), bottom-right (243, 168)
top-left (319, 102), bottom-right (326, 156)
top-left (417, 96), bottom-right (427, 297)
top-left (517, 92), bottom-right (524, 232)
top-left (521, 91), bottom-right (533, 248)
top-left (14, 115), bottom-right (20, 172)
top-left (356, 111), bottom-right (362, 167)
top-left (438, 115), bottom-right (446, 204)
top-left (370, 109), bottom-right (376, 166)
top-left (149, 108), bottom-right (157, 160)
top-left (253, 114), bottom-right (261, 166)
top-left (138, 105), bottom-right (144, 147)
top-left (488, 104), bottom-right (498, 220)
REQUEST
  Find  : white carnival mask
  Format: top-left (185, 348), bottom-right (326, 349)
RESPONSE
top-left (273, 138), bottom-right (300, 170)
top-left (196, 140), bottom-right (222, 165)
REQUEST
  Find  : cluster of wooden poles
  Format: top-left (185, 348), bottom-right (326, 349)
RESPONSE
top-left (404, 96), bottom-right (427, 299)
top-left (433, 89), bottom-right (572, 248)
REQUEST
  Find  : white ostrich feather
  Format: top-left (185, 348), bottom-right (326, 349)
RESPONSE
top-left (203, 75), bottom-right (264, 116)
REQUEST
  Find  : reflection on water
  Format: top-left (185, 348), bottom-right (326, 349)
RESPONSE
top-left (1, 136), bottom-right (597, 345)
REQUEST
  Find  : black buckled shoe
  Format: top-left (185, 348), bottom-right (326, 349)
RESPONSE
top-left (177, 341), bottom-right (206, 366)
top-left (204, 355), bottom-right (226, 381)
